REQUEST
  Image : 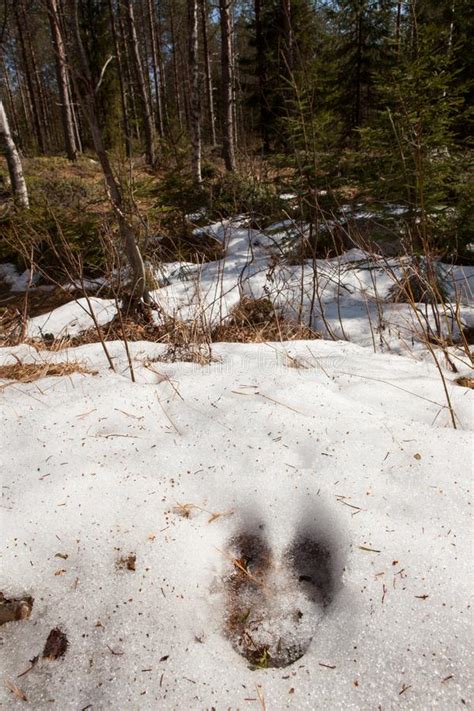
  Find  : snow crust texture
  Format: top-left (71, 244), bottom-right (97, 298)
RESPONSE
top-left (0, 339), bottom-right (472, 709)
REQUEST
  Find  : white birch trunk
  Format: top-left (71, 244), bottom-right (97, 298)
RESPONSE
top-left (188, 0), bottom-right (202, 182)
top-left (0, 99), bottom-right (29, 208)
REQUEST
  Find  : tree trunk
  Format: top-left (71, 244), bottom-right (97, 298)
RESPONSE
top-left (188, 0), bottom-right (202, 182)
top-left (24, 5), bottom-right (52, 148)
top-left (155, 8), bottom-right (169, 129)
top-left (1, 58), bottom-right (21, 146)
top-left (124, 0), bottom-right (155, 166)
top-left (147, 0), bottom-right (164, 137)
top-left (108, 0), bottom-right (132, 157)
top-left (69, 79), bottom-right (83, 154)
top-left (355, 8), bottom-right (363, 127)
top-left (117, 0), bottom-right (140, 141)
top-left (254, 0), bottom-right (270, 152)
top-left (47, 0), bottom-right (77, 161)
top-left (14, 60), bottom-right (32, 143)
top-left (395, 0), bottom-right (402, 58)
top-left (14, 4), bottom-right (46, 154)
top-left (169, 4), bottom-right (184, 129)
top-left (219, 0), bottom-right (236, 171)
top-left (138, 0), bottom-right (155, 122)
top-left (0, 100), bottom-right (29, 209)
top-left (281, 0), bottom-right (293, 75)
top-left (200, 0), bottom-right (216, 146)
top-left (69, 0), bottom-right (149, 308)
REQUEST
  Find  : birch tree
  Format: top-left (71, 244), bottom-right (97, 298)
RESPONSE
top-left (200, 0), bottom-right (216, 146)
top-left (188, 0), bottom-right (202, 182)
top-left (0, 99), bottom-right (29, 209)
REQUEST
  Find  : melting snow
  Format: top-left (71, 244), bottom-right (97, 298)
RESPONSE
top-left (0, 339), bottom-right (472, 708)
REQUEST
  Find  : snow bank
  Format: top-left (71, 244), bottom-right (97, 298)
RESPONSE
top-left (0, 339), bottom-right (472, 709)
top-left (26, 297), bottom-right (116, 339)
top-left (15, 218), bottom-right (472, 355)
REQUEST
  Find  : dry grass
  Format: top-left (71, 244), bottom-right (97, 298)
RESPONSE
top-left (153, 228), bottom-right (225, 263)
top-left (213, 297), bottom-right (320, 343)
top-left (172, 501), bottom-right (234, 523)
top-left (0, 360), bottom-right (97, 383)
top-left (14, 297), bottom-right (320, 358)
top-left (0, 307), bottom-right (22, 346)
top-left (388, 267), bottom-right (448, 304)
top-left (455, 376), bottom-right (474, 389)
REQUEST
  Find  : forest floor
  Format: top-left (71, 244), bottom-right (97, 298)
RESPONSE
top-left (0, 158), bottom-right (473, 709)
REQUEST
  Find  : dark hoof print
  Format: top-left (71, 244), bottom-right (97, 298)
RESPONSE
top-left (285, 535), bottom-right (335, 607)
top-left (222, 526), bottom-right (336, 669)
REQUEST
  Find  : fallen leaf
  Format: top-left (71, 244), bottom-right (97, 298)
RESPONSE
top-left (42, 628), bottom-right (68, 660)
top-left (116, 554), bottom-right (136, 572)
top-left (0, 593), bottom-right (34, 625)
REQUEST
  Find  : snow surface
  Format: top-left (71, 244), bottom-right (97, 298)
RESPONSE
top-left (27, 297), bottom-right (117, 340)
top-left (0, 264), bottom-right (40, 292)
top-left (148, 218), bottom-right (473, 355)
top-left (1, 217), bottom-right (473, 708)
top-left (3, 217), bottom-right (470, 355)
top-left (0, 338), bottom-right (472, 709)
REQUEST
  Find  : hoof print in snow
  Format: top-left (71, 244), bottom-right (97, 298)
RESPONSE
top-left (42, 628), bottom-right (68, 660)
top-left (116, 553), bottom-right (136, 571)
top-left (285, 534), bottom-right (335, 607)
top-left (0, 592), bottom-right (33, 626)
top-left (223, 526), bottom-right (336, 669)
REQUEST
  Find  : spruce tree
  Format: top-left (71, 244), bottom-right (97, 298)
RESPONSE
top-left (359, 5), bottom-right (468, 255)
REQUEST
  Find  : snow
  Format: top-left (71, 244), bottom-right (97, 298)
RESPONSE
top-left (26, 297), bottom-right (116, 339)
top-left (0, 338), bottom-right (472, 709)
top-left (146, 219), bottom-right (473, 355)
top-left (0, 264), bottom-right (40, 292)
top-left (2, 219), bottom-right (473, 353)
top-left (0, 215), bottom-right (473, 708)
